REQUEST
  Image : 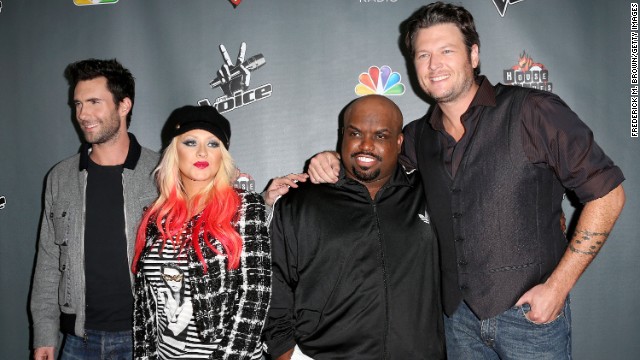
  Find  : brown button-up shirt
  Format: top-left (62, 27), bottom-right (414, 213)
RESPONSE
top-left (401, 76), bottom-right (624, 203)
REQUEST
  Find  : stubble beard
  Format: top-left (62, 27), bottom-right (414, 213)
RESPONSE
top-left (424, 59), bottom-right (476, 104)
top-left (428, 74), bottom-right (474, 104)
top-left (83, 112), bottom-right (122, 145)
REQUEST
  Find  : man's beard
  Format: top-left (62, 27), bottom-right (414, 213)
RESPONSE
top-left (352, 166), bottom-right (381, 183)
top-left (83, 114), bottom-right (121, 145)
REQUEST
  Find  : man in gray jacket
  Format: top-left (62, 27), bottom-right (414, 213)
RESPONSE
top-left (30, 59), bottom-right (159, 359)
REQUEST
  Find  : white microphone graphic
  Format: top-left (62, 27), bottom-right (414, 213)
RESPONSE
top-left (209, 54), bottom-right (266, 89)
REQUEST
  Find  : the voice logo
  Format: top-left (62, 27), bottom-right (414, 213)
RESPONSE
top-left (200, 42), bottom-right (272, 113)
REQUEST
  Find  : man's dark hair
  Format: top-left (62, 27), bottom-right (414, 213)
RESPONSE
top-left (404, 1), bottom-right (481, 77)
top-left (64, 58), bottom-right (136, 127)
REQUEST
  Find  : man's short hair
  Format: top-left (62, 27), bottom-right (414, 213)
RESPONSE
top-left (65, 58), bottom-right (136, 127)
top-left (404, 1), bottom-right (481, 77)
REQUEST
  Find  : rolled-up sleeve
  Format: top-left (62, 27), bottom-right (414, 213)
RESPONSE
top-left (521, 92), bottom-right (625, 203)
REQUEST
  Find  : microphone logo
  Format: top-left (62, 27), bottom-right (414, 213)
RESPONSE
top-left (209, 43), bottom-right (266, 97)
top-left (202, 42), bottom-right (273, 113)
top-left (0, 196), bottom-right (6, 210)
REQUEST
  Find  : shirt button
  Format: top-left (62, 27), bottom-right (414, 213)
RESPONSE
top-left (452, 212), bottom-right (462, 219)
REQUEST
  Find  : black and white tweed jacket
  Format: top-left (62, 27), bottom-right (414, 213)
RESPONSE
top-left (133, 190), bottom-right (271, 360)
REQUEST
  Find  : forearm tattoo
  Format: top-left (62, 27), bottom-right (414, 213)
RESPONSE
top-left (569, 229), bottom-right (609, 256)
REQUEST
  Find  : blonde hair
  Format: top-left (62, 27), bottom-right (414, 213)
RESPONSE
top-left (153, 137), bottom-right (237, 211)
top-left (133, 137), bottom-right (243, 272)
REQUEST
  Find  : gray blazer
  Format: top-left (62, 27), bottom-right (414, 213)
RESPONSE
top-left (30, 138), bottom-right (159, 348)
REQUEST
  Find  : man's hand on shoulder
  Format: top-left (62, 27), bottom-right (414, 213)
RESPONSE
top-left (263, 173), bottom-right (309, 207)
top-left (308, 151), bottom-right (340, 184)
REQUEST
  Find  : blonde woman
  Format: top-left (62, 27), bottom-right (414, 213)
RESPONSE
top-left (132, 105), bottom-right (270, 359)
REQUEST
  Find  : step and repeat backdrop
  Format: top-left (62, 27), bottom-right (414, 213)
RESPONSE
top-left (0, 1), bottom-right (638, 358)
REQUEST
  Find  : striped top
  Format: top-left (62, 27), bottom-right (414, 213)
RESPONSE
top-left (141, 236), bottom-right (220, 359)
top-left (133, 191), bottom-right (271, 360)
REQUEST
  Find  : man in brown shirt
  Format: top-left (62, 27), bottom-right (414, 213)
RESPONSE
top-left (307, 2), bottom-right (625, 359)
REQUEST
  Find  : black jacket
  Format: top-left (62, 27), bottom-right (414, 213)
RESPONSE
top-left (263, 165), bottom-right (444, 360)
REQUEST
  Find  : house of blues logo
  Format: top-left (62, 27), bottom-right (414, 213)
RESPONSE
top-left (199, 42), bottom-right (272, 113)
top-left (503, 51), bottom-right (552, 92)
top-left (234, 170), bottom-right (256, 192)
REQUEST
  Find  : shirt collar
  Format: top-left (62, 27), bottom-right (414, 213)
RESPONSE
top-left (79, 132), bottom-right (142, 171)
top-left (429, 75), bottom-right (497, 130)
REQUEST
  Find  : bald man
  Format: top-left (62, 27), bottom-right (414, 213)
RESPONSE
top-left (263, 95), bottom-right (445, 360)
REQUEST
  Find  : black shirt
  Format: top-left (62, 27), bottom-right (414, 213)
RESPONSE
top-left (84, 159), bottom-right (133, 331)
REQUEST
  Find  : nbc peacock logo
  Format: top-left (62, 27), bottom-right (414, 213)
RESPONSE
top-left (355, 65), bottom-right (405, 96)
